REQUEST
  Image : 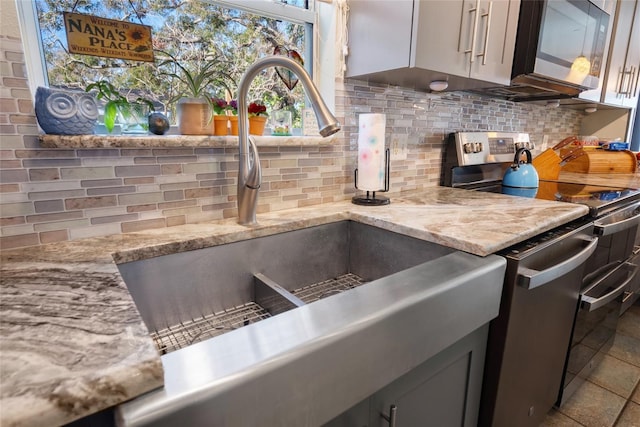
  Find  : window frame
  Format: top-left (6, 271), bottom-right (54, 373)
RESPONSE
top-left (16, 0), bottom-right (335, 112)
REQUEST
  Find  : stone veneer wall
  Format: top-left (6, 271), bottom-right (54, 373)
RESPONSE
top-left (0, 30), bottom-right (583, 250)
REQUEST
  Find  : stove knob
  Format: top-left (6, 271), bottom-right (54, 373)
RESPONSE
top-left (464, 142), bottom-right (483, 153)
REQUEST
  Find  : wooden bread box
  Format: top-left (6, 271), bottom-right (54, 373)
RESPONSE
top-left (559, 149), bottom-right (637, 174)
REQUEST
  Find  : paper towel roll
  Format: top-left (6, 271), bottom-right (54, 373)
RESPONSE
top-left (357, 113), bottom-right (386, 191)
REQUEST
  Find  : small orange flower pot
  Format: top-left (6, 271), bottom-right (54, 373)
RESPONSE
top-left (212, 115), bottom-right (228, 136)
top-left (229, 116), bottom-right (239, 135)
top-left (249, 116), bottom-right (267, 136)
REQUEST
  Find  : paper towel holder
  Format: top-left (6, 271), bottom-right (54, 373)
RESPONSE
top-left (352, 148), bottom-right (390, 206)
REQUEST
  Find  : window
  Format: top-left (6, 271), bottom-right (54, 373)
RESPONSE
top-left (19, 0), bottom-right (320, 130)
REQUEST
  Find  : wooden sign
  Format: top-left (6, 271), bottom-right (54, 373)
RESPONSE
top-left (63, 12), bottom-right (154, 62)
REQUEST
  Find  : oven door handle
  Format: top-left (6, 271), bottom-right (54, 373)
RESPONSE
top-left (594, 202), bottom-right (640, 236)
top-left (516, 237), bottom-right (598, 290)
top-left (581, 262), bottom-right (637, 312)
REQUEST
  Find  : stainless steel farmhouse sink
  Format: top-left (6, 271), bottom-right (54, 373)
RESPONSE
top-left (116, 220), bottom-right (506, 427)
top-left (117, 221), bottom-right (455, 354)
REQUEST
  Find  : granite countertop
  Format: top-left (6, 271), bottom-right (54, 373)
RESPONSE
top-left (0, 186), bottom-right (590, 426)
top-left (39, 134), bottom-right (337, 148)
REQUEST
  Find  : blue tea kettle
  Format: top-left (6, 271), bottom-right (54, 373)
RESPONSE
top-left (502, 148), bottom-right (539, 197)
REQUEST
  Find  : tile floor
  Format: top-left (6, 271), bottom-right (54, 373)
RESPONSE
top-left (542, 301), bottom-right (640, 427)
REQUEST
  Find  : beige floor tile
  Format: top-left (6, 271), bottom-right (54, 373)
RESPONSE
top-left (559, 381), bottom-right (626, 427)
top-left (546, 303), bottom-right (640, 426)
top-left (541, 410), bottom-right (584, 426)
top-left (632, 384), bottom-right (640, 405)
top-left (587, 354), bottom-right (640, 399)
top-left (607, 333), bottom-right (640, 368)
top-left (615, 401), bottom-right (640, 427)
top-left (625, 303), bottom-right (640, 317)
top-left (617, 307), bottom-right (640, 340)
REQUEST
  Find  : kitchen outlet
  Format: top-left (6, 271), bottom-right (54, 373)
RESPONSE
top-left (391, 135), bottom-right (408, 160)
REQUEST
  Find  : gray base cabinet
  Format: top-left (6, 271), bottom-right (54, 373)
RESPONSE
top-left (325, 325), bottom-right (489, 427)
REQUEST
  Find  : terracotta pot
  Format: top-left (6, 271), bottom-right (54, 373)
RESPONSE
top-left (212, 115), bottom-right (228, 136)
top-left (177, 98), bottom-right (210, 135)
top-left (229, 115), bottom-right (239, 136)
top-left (249, 116), bottom-right (267, 136)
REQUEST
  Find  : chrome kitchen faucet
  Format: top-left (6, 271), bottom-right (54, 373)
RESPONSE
top-left (236, 56), bottom-right (341, 225)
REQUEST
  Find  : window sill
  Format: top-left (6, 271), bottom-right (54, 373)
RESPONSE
top-left (39, 134), bottom-right (338, 149)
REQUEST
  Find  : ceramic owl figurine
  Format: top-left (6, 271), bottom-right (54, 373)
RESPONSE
top-left (35, 86), bottom-right (98, 135)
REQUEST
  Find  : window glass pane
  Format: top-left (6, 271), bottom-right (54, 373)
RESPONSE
top-left (279, 0), bottom-right (309, 8)
top-left (34, 0), bottom-right (309, 127)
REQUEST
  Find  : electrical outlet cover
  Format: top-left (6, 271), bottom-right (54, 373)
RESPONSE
top-left (391, 135), bottom-right (408, 160)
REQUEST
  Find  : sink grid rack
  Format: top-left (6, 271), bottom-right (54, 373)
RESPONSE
top-left (292, 273), bottom-right (365, 303)
top-left (151, 302), bottom-right (271, 355)
top-left (150, 273), bottom-right (367, 354)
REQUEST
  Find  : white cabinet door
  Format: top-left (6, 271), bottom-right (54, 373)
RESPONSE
top-left (603, 0), bottom-right (639, 106)
top-left (346, 0), bottom-right (520, 88)
top-left (412, 0), bottom-right (519, 85)
top-left (469, 0), bottom-right (520, 84)
top-left (412, 0), bottom-right (471, 78)
top-left (620, 1), bottom-right (640, 108)
top-left (345, 0), bottom-right (414, 77)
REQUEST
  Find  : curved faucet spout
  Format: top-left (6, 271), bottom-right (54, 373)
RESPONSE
top-left (236, 56), bottom-right (341, 225)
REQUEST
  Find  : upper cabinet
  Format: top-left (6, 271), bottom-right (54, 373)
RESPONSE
top-left (581, 0), bottom-right (640, 106)
top-left (412, 0), bottom-right (519, 85)
top-left (345, 0), bottom-right (521, 92)
top-left (602, 0), bottom-right (640, 107)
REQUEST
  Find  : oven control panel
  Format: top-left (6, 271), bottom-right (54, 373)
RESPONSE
top-left (454, 132), bottom-right (533, 166)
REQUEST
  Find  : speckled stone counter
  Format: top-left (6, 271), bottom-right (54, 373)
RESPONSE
top-left (39, 134), bottom-right (337, 148)
top-left (0, 187), bottom-right (589, 426)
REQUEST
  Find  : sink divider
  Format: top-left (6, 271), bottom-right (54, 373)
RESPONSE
top-left (254, 273), bottom-right (306, 316)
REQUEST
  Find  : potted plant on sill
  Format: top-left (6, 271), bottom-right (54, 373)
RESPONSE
top-left (211, 98), bottom-right (230, 136)
top-left (248, 101), bottom-right (268, 135)
top-left (227, 99), bottom-right (239, 135)
top-left (85, 80), bottom-right (154, 134)
top-left (158, 51), bottom-right (222, 135)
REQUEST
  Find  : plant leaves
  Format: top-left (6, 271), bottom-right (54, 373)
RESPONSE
top-left (104, 101), bottom-right (117, 133)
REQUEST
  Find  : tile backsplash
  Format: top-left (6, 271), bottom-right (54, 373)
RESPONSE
top-left (0, 32), bottom-right (583, 249)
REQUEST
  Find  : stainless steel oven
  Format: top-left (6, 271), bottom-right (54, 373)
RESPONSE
top-left (560, 260), bottom-right (637, 405)
top-left (443, 131), bottom-right (640, 426)
top-left (623, 244), bottom-right (640, 313)
top-left (557, 199), bottom-right (640, 406)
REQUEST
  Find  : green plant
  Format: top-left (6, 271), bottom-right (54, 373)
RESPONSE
top-left (157, 51), bottom-right (222, 101)
top-left (85, 80), bottom-right (154, 133)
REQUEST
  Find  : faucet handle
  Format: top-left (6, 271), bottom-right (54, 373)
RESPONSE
top-left (245, 136), bottom-right (261, 190)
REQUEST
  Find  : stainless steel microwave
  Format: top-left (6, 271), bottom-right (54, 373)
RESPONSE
top-left (473, 0), bottom-right (614, 101)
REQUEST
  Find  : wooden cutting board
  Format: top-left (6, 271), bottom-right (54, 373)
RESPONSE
top-left (560, 149), bottom-right (637, 174)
